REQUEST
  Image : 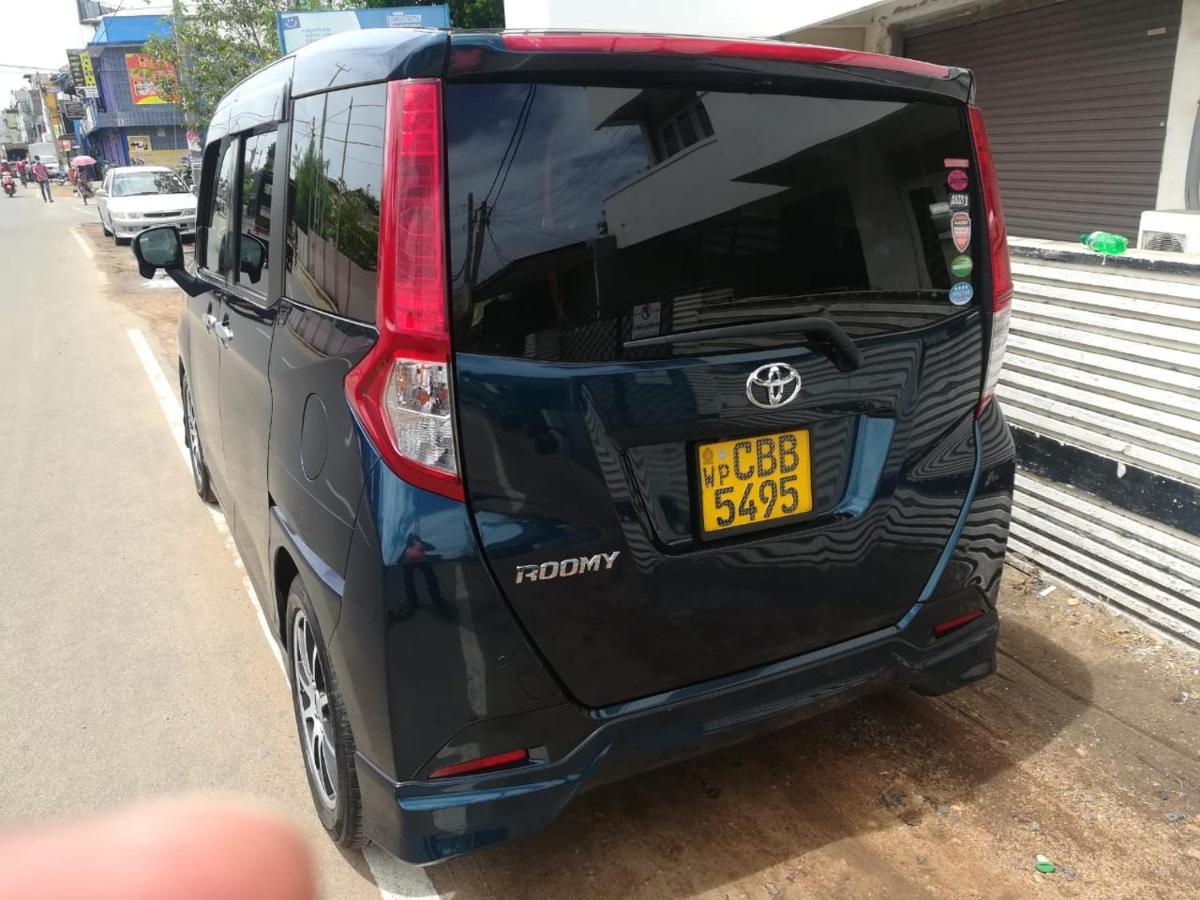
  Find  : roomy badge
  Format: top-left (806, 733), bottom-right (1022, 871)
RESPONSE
top-left (950, 255), bottom-right (973, 278)
top-left (949, 193), bottom-right (969, 210)
top-left (949, 282), bottom-right (974, 305)
top-left (947, 169), bottom-right (969, 191)
top-left (951, 212), bottom-right (971, 252)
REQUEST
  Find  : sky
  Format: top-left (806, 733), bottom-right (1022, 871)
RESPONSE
top-left (0, 0), bottom-right (172, 107)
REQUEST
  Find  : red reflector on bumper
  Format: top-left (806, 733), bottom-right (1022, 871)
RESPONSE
top-left (932, 609), bottom-right (985, 638)
top-left (429, 748), bottom-right (529, 779)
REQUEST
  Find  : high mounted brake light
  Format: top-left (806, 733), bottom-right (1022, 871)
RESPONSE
top-left (968, 106), bottom-right (1012, 418)
top-left (345, 78), bottom-right (463, 501)
top-left (500, 33), bottom-right (952, 79)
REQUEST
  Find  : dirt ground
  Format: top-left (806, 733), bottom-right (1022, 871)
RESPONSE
top-left (82, 221), bottom-right (1200, 899)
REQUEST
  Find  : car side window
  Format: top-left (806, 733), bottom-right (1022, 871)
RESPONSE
top-left (203, 142), bottom-right (237, 277)
top-left (285, 84), bottom-right (385, 322)
top-left (236, 131), bottom-right (277, 295)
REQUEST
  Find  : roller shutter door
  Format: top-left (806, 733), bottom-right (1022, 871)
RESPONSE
top-left (904, 0), bottom-right (1181, 241)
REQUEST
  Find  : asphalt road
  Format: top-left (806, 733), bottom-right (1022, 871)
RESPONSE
top-left (0, 186), bottom-right (432, 898)
top-left (2, 183), bottom-right (1198, 900)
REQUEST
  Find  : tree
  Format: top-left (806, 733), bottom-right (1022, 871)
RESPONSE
top-left (143, 0), bottom-right (291, 131)
top-left (144, 0), bottom-right (503, 133)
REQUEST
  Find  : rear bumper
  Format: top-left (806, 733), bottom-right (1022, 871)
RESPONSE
top-left (357, 597), bottom-right (998, 864)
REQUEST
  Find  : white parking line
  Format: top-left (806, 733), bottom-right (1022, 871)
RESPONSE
top-left (71, 228), bottom-right (94, 259)
top-left (125, 328), bottom-right (439, 900)
top-left (125, 328), bottom-right (286, 676)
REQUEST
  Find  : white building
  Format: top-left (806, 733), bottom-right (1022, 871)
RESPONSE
top-left (505, 0), bottom-right (1200, 246)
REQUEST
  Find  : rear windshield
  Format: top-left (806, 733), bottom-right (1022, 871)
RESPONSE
top-left (446, 83), bottom-right (975, 362)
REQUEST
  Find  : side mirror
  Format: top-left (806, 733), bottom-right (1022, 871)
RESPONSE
top-left (132, 226), bottom-right (206, 297)
top-left (132, 225), bottom-right (184, 278)
top-left (239, 233), bottom-right (268, 285)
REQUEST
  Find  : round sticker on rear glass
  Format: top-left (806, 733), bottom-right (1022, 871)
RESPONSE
top-left (947, 169), bottom-right (969, 191)
top-left (950, 255), bottom-right (973, 277)
top-left (949, 281), bottom-right (974, 305)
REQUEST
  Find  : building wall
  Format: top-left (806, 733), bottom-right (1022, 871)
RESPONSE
top-left (1000, 242), bottom-right (1200, 647)
top-left (1157, 0), bottom-right (1200, 208)
top-left (503, 0), bottom-right (871, 36)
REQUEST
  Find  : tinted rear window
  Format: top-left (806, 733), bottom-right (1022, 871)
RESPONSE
top-left (446, 84), bottom-right (975, 362)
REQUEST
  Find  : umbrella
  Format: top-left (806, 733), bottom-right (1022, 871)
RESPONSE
top-left (71, 155), bottom-right (97, 167)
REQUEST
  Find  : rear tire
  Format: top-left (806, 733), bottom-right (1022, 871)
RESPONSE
top-left (115, 235), bottom-right (130, 246)
top-left (286, 578), bottom-right (366, 848)
top-left (181, 372), bottom-right (217, 504)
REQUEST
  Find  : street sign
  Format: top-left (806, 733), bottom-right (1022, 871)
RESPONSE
top-left (79, 51), bottom-right (98, 92)
top-left (66, 49), bottom-right (87, 88)
top-left (276, 5), bottom-right (449, 55)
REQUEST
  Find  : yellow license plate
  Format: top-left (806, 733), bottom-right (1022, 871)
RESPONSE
top-left (698, 430), bottom-right (813, 533)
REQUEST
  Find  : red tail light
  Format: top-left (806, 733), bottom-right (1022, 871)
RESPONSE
top-left (501, 33), bottom-right (952, 79)
top-left (968, 106), bottom-right (1012, 418)
top-left (345, 79), bottom-right (463, 502)
top-left (429, 748), bottom-right (530, 779)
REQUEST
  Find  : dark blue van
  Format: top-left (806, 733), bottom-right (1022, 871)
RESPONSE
top-left (132, 29), bottom-right (1015, 864)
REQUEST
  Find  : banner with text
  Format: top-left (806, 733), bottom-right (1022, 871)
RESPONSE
top-left (125, 53), bottom-right (176, 106)
top-left (276, 5), bottom-right (449, 55)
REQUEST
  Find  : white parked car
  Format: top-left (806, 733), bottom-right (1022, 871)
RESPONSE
top-left (96, 166), bottom-right (197, 245)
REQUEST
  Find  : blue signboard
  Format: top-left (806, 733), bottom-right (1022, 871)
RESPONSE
top-left (277, 6), bottom-right (450, 55)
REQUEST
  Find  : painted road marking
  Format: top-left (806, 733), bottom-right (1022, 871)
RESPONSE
top-left (71, 228), bottom-right (94, 260)
top-left (125, 328), bottom-right (286, 675)
top-left (125, 328), bottom-right (439, 900)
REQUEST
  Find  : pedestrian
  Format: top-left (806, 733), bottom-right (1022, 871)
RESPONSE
top-left (31, 156), bottom-right (52, 203)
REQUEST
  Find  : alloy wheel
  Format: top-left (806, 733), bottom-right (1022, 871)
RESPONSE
top-left (184, 386), bottom-right (204, 493)
top-left (293, 610), bottom-right (338, 809)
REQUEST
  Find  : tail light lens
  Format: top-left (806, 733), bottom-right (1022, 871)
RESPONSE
top-left (345, 79), bottom-right (463, 502)
top-left (969, 106), bottom-right (1012, 418)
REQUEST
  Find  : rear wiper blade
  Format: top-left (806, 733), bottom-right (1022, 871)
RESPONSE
top-left (624, 315), bottom-right (863, 372)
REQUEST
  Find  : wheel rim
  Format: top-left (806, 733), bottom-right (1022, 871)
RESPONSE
top-left (184, 385), bottom-right (204, 493)
top-left (293, 610), bottom-right (338, 809)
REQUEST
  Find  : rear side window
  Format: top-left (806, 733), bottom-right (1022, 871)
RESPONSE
top-left (285, 84), bottom-right (386, 322)
top-left (446, 84), bottom-right (974, 362)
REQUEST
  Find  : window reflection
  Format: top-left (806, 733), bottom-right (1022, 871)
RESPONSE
top-left (445, 84), bottom-right (971, 362)
top-left (238, 132), bottom-right (276, 291)
top-left (286, 85), bottom-right (386, 322)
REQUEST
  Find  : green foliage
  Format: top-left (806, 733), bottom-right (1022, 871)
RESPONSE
top-left (142, 0), bottom-right (503, 134)
top-left (143, 0), bottom-right (290, 132)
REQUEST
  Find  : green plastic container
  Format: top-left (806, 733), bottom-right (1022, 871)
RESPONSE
top-left (1080, 231), bottom-right (1129, 255)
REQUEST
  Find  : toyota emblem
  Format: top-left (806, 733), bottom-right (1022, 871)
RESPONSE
top-left (746, 363), bottom-right (802, 410)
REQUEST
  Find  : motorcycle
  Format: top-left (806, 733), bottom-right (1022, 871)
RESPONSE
top-left (2, 172), bottom-right (15, 198)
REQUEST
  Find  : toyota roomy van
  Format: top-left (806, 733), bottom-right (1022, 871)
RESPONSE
top-left (132, 28), bottom-right (1016, 863)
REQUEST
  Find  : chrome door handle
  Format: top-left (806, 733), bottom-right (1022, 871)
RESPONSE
top-left (216, 322), bottom-right (234, 343)
top-left (202, 313), bottom-right (218, 333)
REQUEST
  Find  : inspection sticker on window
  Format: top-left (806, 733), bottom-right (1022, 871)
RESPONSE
top-left (951, 212), bottom-right (971, 252)
top-left (947, 169), bottom-right (969, 191)
top-left (949, 282), bottom-right (974, 305)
